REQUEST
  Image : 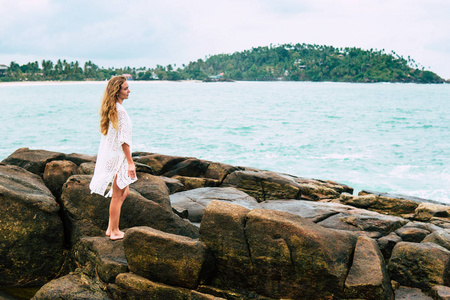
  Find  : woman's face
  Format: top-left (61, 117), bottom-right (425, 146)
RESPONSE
top-left (117, 81), bottom-right (130, 101)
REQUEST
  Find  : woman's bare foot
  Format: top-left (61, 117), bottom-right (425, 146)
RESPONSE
top-left (110, 230), bottom-right (125, 241)
top-left (106, 229), bottom-right (111, 236)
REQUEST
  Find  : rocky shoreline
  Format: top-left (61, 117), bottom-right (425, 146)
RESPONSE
top-left (1, 147), bottom-right (450, 299)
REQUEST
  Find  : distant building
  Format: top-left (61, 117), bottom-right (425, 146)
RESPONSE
top-left (123, 74), bottom-right (133, 80)
top-left (0, 64), bottom-right (8, 76)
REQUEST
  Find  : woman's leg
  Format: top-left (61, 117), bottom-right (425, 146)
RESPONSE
top-left (108, 176), bottom-right (129, 240)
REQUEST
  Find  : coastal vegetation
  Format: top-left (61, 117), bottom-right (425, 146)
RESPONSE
top-left (0, 43), bottom-right (445, 83)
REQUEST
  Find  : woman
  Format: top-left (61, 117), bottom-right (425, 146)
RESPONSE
top-left (90, 75), bottom-right (137, 240)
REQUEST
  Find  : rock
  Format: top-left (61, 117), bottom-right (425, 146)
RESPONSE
top-left (163, 158), bottom-right (210, 178)
top-left (394, 286), bottom-right (433, 300)
top-left (293, 177), bottom-right (353, 200)
top-left (199, 201), bottom-right (253, 290)
top-left (124, 226), bottom-right (212, 290)
top-left (0, 164), bottom-right (64, 286)
top-left (221, 170), bottom-right (302, 202)
top-left (134, 154), bottom-right (187, 175)
top-left (170, 187), bottom-right (259, 223)
top-left (60, 175), bottom-right (199, 245)
top-left (134, 162), bottom-right (154, 174)
top-left (79, 161), bottom-right (95, 175)
top-left (430, 285), bottom-right (450, 300)
top-left (388, 242), bottom-right (450, 289)
top-left (63, 153), bottom-right (96, 166)
top-left (341, 191), bottom-right (419, 216)
top-left (395, 226), bottom-right (430, 243)
top-left (1, 148), bottom-right (66, 175)
top-left (130, 172), bottom-right (171, 210)
top-left (377, 232), bottom-right (402, 262)
top-left (204, 162), bottom-right (240, 182)
top-left (422, 230), bottom-right (450, 251)
top-left (173, 175), bottom-right (220, 190)
top-left (244, 208), bottom-right (358, 299)
top-left (43, 160), bottom-right (79, 197)
top-left (31, 274), bottom-right (110, 300)
top-left (110, 273), bottom-right (189, 299)
top-left (258, 199), bottom-right (406, 236)
top-left (344, 236), bottom-right (394, 300)
top-left (160, 176), bottom-right (187, 194)
top-left (73, 236), bottom-right (128, 283)
top-left (415, 202), bottom-right (450, 221)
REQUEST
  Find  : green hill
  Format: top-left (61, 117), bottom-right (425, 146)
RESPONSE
top-left (178, 43), bottom-right (444, 83)
top-left (0, 43), bottom-right (444, 83)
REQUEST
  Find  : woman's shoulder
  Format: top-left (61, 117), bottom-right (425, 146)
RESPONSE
top-left (116, 102), bottom-right (126, 112)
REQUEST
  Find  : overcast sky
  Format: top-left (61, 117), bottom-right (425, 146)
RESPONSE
top-left (1, 0), bottom-right (449, 79)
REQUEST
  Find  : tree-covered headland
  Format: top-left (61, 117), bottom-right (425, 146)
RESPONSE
top-left (0, 43), bottom-right (445, 83)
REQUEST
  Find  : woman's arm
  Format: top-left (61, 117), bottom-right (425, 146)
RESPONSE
top-left (122, 143), bottom-right (136, 179)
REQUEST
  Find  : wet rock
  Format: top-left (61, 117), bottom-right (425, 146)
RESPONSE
top-left (422, 230), bottom-right (450, 251)
top-left (124, 226), bottom-right (212, 289)
top-left (221, 170), bottom-right (302, 202)
top-left (2, 148), bottom-right (66, 175)
top-left (378, 232), bottom-right (402, 262)
top-left (43, 160), bottom-right (79, 197)
top-left (344, 236), bottom-right (394, 300)
top-left (130, 172), bottom-right (171, 210)
top-left (31, 274), bottom-right (110, 300)
top-left (61, 175), bottom-right (199, 246)
top-left (170, 187), bottom-right (259, 223)
top-left (73, 236), bottom-right (128, 283)
top-left (388, 242), bottom-right (450, 289)
top-left (0, 164), bottom-right (64, 286)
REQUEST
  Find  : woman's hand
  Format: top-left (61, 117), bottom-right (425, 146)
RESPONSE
top-left (128, 162), bottom-right (137, 179)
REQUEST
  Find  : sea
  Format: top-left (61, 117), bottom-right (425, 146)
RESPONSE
top-left (1, 80), bottom-right (449, 203)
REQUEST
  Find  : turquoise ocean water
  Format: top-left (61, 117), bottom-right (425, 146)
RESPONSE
top-left (1, 81), bottom-right (449, 203)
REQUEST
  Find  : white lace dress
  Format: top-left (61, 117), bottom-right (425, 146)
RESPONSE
top-left (89, 102), bottom-right (137, 197)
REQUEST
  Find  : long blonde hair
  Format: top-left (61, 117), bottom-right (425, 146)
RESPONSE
top-left (100, 75), bottom-right (127, 135)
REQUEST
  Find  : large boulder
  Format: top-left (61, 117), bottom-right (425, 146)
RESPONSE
top-left (124, 227), bottom-right (212, 289)
top-left (0, 164), bottom-right (64, 286)
top-left (344, 236), bottom-right (394, 300)
top-left (388, 242), bottom-right (450, 289)
top-left (200, 201), bottom-right (358, 299)
top-left (199, 201), bottom-right (253, 290)
top-left (2, 148), bottom-right (66, 175)
top-left (134, 154), bottom-right (188, 175)
top-left (163, 158), bottom-right (210, 178)
top-left (60, 175), bottom-right (199, 246)
top-left (260, 199), bottom-right (407, 236)
top-left (43, 160), bottom-right (80, 197)
top-left (415, 202), bottom-right (450, 221)
top-left (31, 274), bottom-right (110, 300)
top-left (221, 170), bottom-right (302, 201)
top-left (244, 208), bottom-right (358, 299)
top-left (130, 172), bottom-right (171, 210)
top-left (293, 177), bottom-right (353, 200)
top-left (109, 273), bottom-right (224, 300)
top-left (422, 230), bottom-right (450, 251)
top-left (1, 148), bottom-right (94, 177)
top-left (73, 236), bottom-right (128, 283)
top-left (170, 187), bottom-right (259, 223)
